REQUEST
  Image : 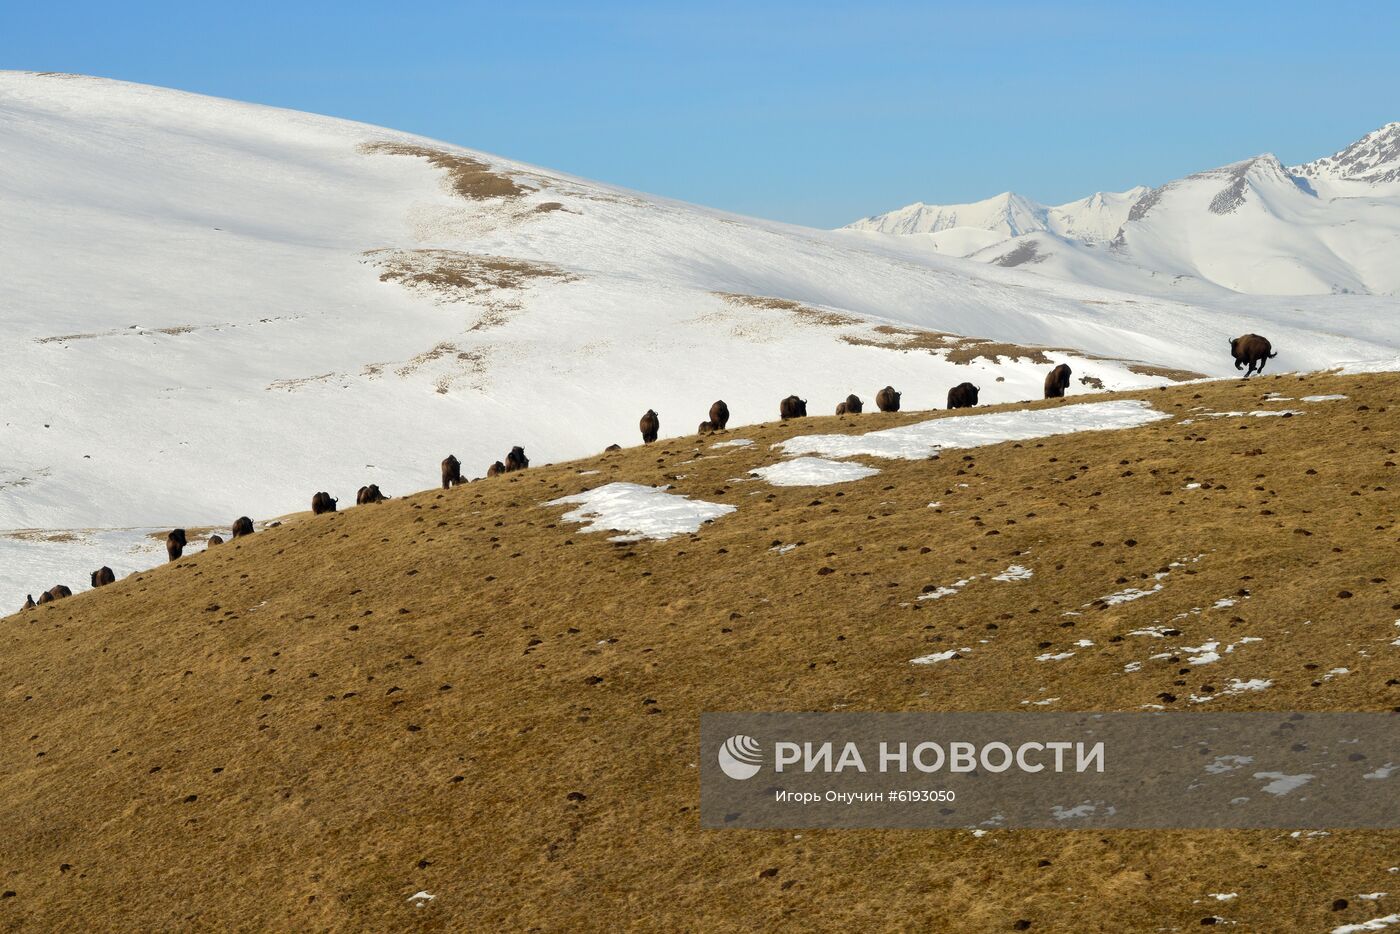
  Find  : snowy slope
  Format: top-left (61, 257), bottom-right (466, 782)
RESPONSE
top-left (2, 73), bottom-right (1398, 604)
top-left (846, 125), bottom-right (1400, 297)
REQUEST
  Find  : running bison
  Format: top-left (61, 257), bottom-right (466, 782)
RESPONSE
top-left (1044, 363), bottom-right (1072, 399)
top-left (231, 516), bottom-right (254, 538)
top-left (166, 529), bottom-right (187, 561)
top-left (1230, 333), bottom-right (1277, 376)
top-left (875, 386), bottom-right (901, 412)
top-left (441, 455), bottom-right (462, 490)
top-left (780, 395), bottom-right (807, 419)
top-left (91, 566), bottom-right (116, 588)
top-left (487, 460), bottom-right (507, 477)
top-left (836, 394), bottom-right (863, 416)
top-left (311, 492), bottom-right (338, 515)
top-left (505, 446), bottom-right (529, 472)
top-left (709, 400), bottom-right (730, 430)
top-left (947, 383), bottom-right (980, 409)
top-left (640, 409), bottom-right (660, 444)
top-left (208, 534), bottom-right (225, 547)
top-left (357, 484), bottom-right (388, 505)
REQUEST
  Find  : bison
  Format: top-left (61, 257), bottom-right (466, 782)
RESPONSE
top-left (947, 383), bottom-right (980, 409)
top-left (23, 594), bottom-right (35, 611)
top-left (836, 393), bottom-right (863, 416)
top-left (640, 409), bottom-right (660, 444)
top-left (505, 446), bottom-right (529, 472)
top-left (441, 454), bottom-right (462, 490)
top-left (604, 443), bottom-right (621, 452)
top-left (875, 386), bottom-right (901, 412)
top-left (357, 484), bottom-right (387, 505)
top-left (39, 584), bottom-right (72, 603)
top-left (91, 566), bottom-right (116, 588)
top-left (487, 460), bottom-right (507, 477)
top-left (698, 420), bottom-right (715, 435)
top-left (208, 534), bottom-right (225, 547)
top-left (231, 516), bottom-right (254, 538)
top-left (1044, 363), bottom-right (1072, 399)
top-left (709, 400), bottom-right (730, 430)
top-left (1230, 333), bottom-right (1277, 376)
top-left (311, 492), bottom-right (338, 515)
top-left (780, 395), bottom-right (807, 420)
top-left (167, 529), bottom-right (187, 561)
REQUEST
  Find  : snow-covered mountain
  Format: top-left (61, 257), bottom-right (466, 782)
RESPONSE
top-left (2, 72), bottom-right (1398, 604)
top-left (845, 124), bottom-right (1400, 297)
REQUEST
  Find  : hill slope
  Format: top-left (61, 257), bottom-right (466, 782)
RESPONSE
top-left (846, 124), bottom-right (1400, 297)
top-left (3, 370), bottom-right (1397, 931)
top-left (4, 72), bottom-right (1400, 604)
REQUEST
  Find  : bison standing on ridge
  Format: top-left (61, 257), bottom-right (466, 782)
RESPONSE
top-left (1044, 363), bottom-right (1072, 399)
top-left (208, 534), bottom-right (225, 547)
top-left (311, 492), bottom-right (338, 515)
top-left (505, 446), bottom-right (529, 472)
top-left (91, 566), bottom-right (116, 588)
top-left (604, 443), bottom-right (622, 452)
top-left (1230, 334), bottom-right (1277, 376)
top-left (640, 409), bottom-right (660, 444)
top-left (441, 455), bottom-right (462, 490)
top-left (875, 386), bottom-right (901, 412)
top-left (697, 421), bottom-right (715, 435)
top-left (167, 529), bottom-right (187, 561)
top-left (487, 461), bottom-right (507, 477)
top-left (231, 516), bottom-right (254, 538)
top-left (357, 484), bottom-right (387, 505)
top-left (780, 395), bottom-right (807, 419)
top-left (23, 594), bottom-right (36, 610)
top-left (836, 394), bottom-right (863, 416)
top-left (947, 383), bottom-right (980, 409)
top-left (709, 400), bottom-right (730, 430)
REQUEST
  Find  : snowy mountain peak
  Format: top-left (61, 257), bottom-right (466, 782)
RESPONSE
top-left (1293, 122), bottom-right (1400, 184)
top-left (846, 124), bottom-right (1400, 296)
top-left (847, 191), bottom-right (1047, 238)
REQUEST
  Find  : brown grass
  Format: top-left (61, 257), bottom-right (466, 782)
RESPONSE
top-left (364, 248), bottom-right (574, 305)
top-left (717, 293), bottom-right (1207, 378)
top-left (358, 141), bottom-right (532, 201)
top-left (2, 371), bottom-right (1397, 931)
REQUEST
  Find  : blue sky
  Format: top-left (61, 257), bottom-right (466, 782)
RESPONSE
top-left (6, 1), bottom-right (1398, 226)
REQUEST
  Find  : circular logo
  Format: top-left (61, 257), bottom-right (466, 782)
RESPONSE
top-left (718, 734), bottom-right (763, 780)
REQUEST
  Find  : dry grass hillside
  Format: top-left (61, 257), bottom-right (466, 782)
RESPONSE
top-left (3, 370), bottom-right (1398, 932)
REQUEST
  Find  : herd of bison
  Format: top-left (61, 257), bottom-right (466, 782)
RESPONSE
top-left (15, 334), bottom-right (1279, 612)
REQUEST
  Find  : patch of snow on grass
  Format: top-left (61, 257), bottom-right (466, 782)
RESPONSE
top-left (1302, 394), bottom-right (1348, 402)
top-left (1364, 763), bottom-right (1397, 780)
top-left (911, 647), bottom-right (970, 665)
top-left (1332, 913), bottom-right (1400, 934)
top-left (1254, 772), bottom-right (1314, 796)
top-left (751, 457), bottom-right (880, 487)
top-left (547, 483), bottom-right (735, 541)
top-left (1098, 583), bottom-right (1164, 606)
top-left (993, 564), bottom-right (1033, 582)
top-left (710, 438), bottom-right (753, 448)
top-left (1192, 678), bottom-right (1273, 704)
top-left (778, 400), bottom-right (1170, 461)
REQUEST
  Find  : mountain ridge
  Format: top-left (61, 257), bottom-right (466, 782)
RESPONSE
top-left (845, 123), bottom-right (1400, 296)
